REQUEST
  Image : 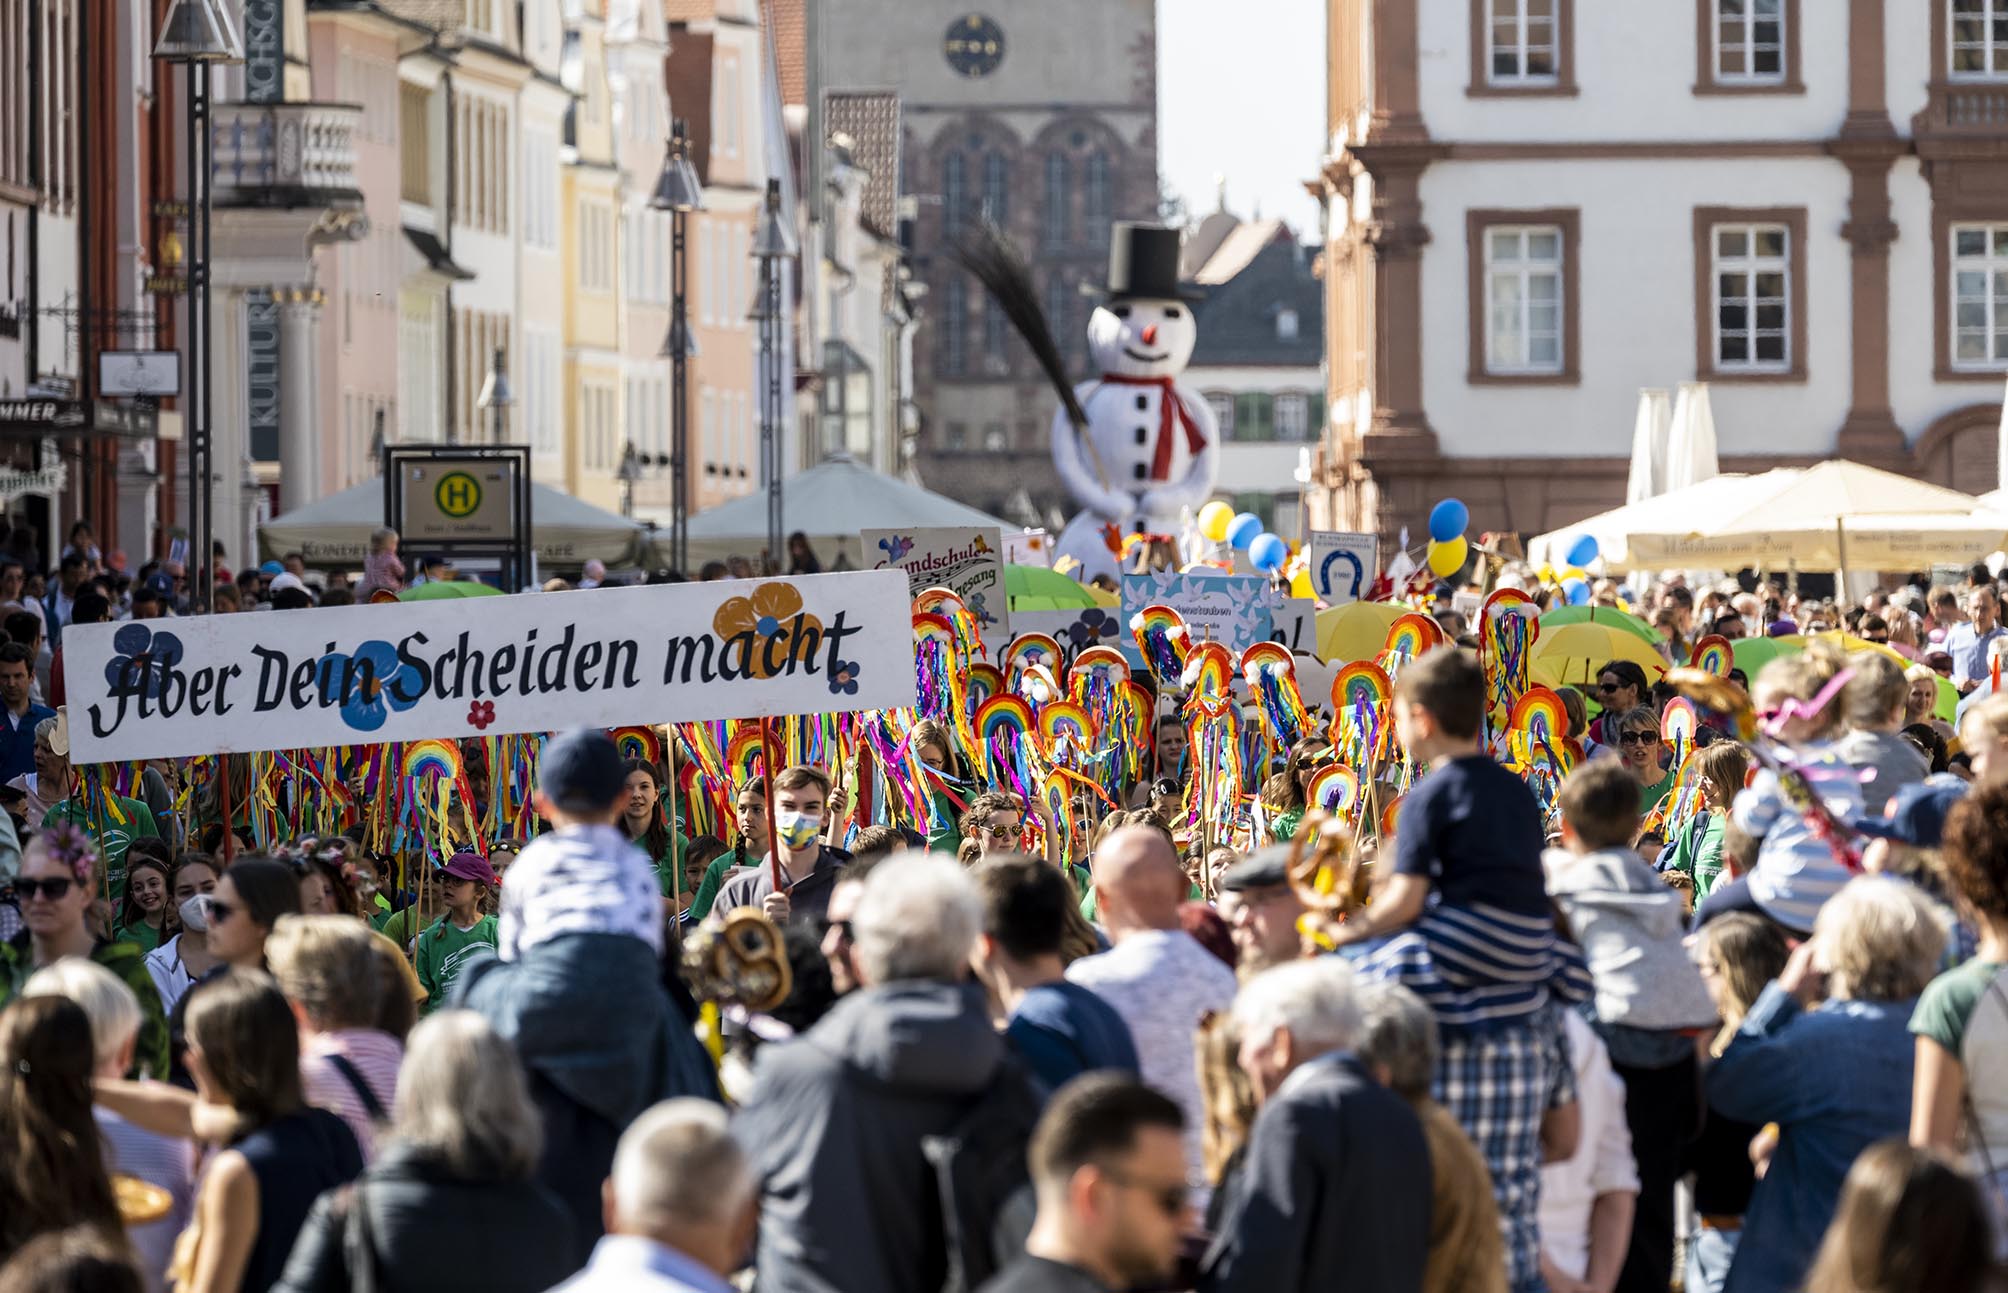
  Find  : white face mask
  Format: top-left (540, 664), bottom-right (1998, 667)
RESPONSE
top-left (775, 809), bottom-right (822, 849)
top-left (179, 893), bottom-right (212, 933)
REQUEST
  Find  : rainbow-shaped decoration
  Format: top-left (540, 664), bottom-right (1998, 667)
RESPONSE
top-left (725, 725), bottom-right (767, 787)
top-left (913, 612), bottom-right (978, 761)
top-left (1181, 642), bottom-right (1235, 700)
top-left (1038, 700), bottom-right (1096, 767)
top-left (1383, 612), bottom-right (1446, 663)
top-left (1305, 762), bottom-right (1362, 822)
top-left (609, 726), bottom-right (663, 767)
top-left (1043, 773), bottom-right (1076, 867)
top-left (1113, 679), bottom-right (1154, 785)
top-left (1003, 634), bottom-right (1066, 693)
top-left (1690, 634), bottom-right (1733, 679)
top-left (975, 693), bottom-right (1038, 799)
top-left (1240, 641), bottom-right (1311, 751)
top-left (1330, 660), bottom-right (1394, 767)
top-left (1130, 605), bottom-right (1190, 688)
top-left (1379, 793), bottom-right (1405, 842)
top-left (1506, 686), bottom-right (1569, 750)
top-left (1183, 693), bottom-right (1242, 840)
top-left (1480, 589), bottom-right (1540, 720)
top-left (1069, 645), bottom-right (1129, 741)
top-left (968, 663), bottom-right (1004, 711)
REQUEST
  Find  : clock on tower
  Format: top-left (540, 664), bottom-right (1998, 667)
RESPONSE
top-left (943, 14), bottom-right (1004, 78)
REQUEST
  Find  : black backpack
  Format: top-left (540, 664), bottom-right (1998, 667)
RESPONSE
top-left (921, 1054), bottom-right (1043, 1293)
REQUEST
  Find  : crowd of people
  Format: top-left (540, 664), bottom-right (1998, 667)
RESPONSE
top-left (10, 514), bottom-right (2008, 1292)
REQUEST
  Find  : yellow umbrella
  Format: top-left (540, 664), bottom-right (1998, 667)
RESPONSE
top-left (1532, 620), bottom-right (1671, 692)
top-left (1802, 631), bottom-right (1908, 667)
top-left (1315, 601), bottom-right (1409, 663)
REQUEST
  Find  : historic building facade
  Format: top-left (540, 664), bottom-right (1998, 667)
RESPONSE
top-left (1319, 0), bottom-right (2003, 547)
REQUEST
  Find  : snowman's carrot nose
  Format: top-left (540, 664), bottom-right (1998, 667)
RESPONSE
top-left (1141, 324), bottom-right (1159, 345)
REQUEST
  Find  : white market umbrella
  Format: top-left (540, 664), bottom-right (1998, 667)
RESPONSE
top-left (259, 476), bottom-right (652, 570)
top-left (1663, 381), bottom-right (1720, 493)
top-left (677, 451), bottom-right (1009, 567)
top-left (1532, 462), bottom-right (2008, 574)
top-left (1625, 388), bottom-right (1672, 504)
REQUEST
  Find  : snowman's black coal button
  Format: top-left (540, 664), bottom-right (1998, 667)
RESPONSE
top-left (1135, 394), bottom-right (1148, 410)
top-left (1133, 464), bottom-right (1147, 480)
top-left (1134, 426), bottom-right (1148, 445)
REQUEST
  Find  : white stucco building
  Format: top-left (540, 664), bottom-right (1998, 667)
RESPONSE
top-left (1318, 0), bottom-right (2008, 547)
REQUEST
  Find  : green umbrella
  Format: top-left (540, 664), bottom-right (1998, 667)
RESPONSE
top-left (1004, 564), bottom-right (1108, 611)
top-left (1537, 604), bottom-right (1659, 647)
top-left (397, 580), bottom-right (506, 601)
top-left (1730, 634), bottom-right (1801, 677)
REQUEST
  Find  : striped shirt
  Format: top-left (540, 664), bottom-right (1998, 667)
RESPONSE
top-left (97, 1109), bottom-right (194, 1293)
top-left (1361, 902), bottom-right (1595, 1034)
top-left (300, 1029), bottom-right (404, 1163)
top-left (1734, 745), bottom-right (1862, 936)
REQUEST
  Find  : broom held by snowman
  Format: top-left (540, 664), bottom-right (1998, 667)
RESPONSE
top-left (958, 221), bottom-right (1221, 583)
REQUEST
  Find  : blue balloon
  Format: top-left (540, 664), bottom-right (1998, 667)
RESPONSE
top-left (1249, 533), bottom-right (1287, 573)
top-left (1227, 512), bottom-right (1263, 551)
top-left (1565, 534), bottom-right (1601, 568)
top-left (1428, 498), bottom-right (1469, 543)
top-left (1562, 577), bottom-right (1591, 606)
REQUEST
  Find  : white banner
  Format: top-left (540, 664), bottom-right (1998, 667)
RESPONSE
top-left (67, 572), bottom-right (917, 763)
top-left (1307, 530), bottom-right (1378, 605)
top-left (862, 525), bottom-right (1009, 641)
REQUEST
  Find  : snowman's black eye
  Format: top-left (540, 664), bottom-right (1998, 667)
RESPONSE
top-left (1164, 306), bottom-right (1183, 319)
top-left (1112, 305), bottom-right (1132, 318)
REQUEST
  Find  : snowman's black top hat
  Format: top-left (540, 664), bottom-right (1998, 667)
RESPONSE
top-left (1087, 221), bottom-right (1204, 302)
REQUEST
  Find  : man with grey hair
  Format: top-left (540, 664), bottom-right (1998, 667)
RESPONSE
top-left (735, 855), bottom-right (1040, 1293)
top-left (552, 1099), bottom-right (755, 1292)
top-left (1200, 959), bottom-right (1431, 1293)
top-left (1355, 981), bottom-right (1507, 1293)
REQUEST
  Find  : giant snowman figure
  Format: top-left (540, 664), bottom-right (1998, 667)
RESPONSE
top-left (1051, 223), bottom-right (1219, 583)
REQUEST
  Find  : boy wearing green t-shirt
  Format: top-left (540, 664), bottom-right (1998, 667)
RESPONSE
top-left (415, 850), bottom-right (499, 1013)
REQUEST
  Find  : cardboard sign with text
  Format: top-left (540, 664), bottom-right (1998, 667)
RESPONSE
top-left (1307, 530), bottom-right (1378, 605)
top-left (862, 525), bottom-right (1009, 641)
top-left (1119, 570), bottom-right (1279, 668)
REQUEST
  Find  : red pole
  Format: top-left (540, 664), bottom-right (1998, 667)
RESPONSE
top-left (760, 717), bottom-right (781, 890)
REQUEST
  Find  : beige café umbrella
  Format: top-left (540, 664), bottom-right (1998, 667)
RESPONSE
top-left (1532, 462), bottom-right (2008, 574)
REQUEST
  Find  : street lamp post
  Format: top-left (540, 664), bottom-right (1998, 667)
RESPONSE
top-left (750, 178), bottom-right (797, 573)
top-left (617, 442), bottom-right (638, 519)
top-left (650, 119), bottom-right (703, 572)
top-left (154, 0), bottom-right (242, 615)
top-left (476, 346), bottom-right (512, 444)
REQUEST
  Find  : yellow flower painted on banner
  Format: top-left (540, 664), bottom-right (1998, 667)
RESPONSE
top-left (712, 582), bottom-right (824, 679)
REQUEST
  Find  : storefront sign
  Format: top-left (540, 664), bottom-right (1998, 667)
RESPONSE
top-left (67, 572), bottom-right (918, 762)
top-left (242, 0), bottom-right (285, 104)
top-left (246, 290), bottom-right (281, 462)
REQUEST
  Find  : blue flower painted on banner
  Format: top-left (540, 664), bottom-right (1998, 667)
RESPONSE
top-left (330, 640), bottom-right (426, 732)
top-left (827, 658), bottom-right (861, 697)
top-left (104, 623), bottom-right (185, 699)
top-left (757, 613), bottom-right (781, 636)
top-left (1065, 608), bottom-right (1118, 649)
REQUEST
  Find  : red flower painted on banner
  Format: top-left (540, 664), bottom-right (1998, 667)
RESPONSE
top-left (467, 700), bottom-right (497, 731)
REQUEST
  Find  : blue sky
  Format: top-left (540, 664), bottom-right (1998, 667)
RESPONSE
top-left (1158, 0), bottom-right (1327, 237)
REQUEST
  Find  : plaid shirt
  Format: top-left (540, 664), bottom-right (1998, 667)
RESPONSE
top-left (1435, 1007), bottom-right (1577, 1293)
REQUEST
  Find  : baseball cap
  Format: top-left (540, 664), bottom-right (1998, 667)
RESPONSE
top-left (1219, 845), bottom-right (1293, 893)
top-left (268, 572), bottom-right (308, 596)
top-left (258, 560), bottom-right (284, 577)
top-left (438, 850), bottom-right (498, 887)
top-left (538, 728), bottom-right (627, 813)
top-left (1852, 775), bottom-right (1968, 848)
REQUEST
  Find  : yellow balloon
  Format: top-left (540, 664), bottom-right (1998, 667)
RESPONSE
top-left (1427, 536), bottom-right (1468, 577)
top-left (1197, 501), bottom-right (1234, 543)
top-left (1536, 564), bottom-right (1556, 583)
top-left (1289, 569), bottom-right (1314, 599)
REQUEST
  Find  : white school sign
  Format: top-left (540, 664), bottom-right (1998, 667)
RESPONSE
top-left (66, 572), bottom-right (918, 763)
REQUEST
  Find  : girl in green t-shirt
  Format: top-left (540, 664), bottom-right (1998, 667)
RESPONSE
top-left (112, 844), bottom-right (174, 954)
top-left (416, 852), bottom-right (499, 1012)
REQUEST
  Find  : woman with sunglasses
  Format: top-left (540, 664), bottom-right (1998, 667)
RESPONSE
top-left (1612, 706), bottom-right (1676, 817)
top-left (204, 859), bottom-right (304, 977)
top-left (1260, 741), bottom-right (1330, 844)
top-left (911, 718), bottom-right (975, 854)
top-left (0, 825), bottom-right (169, 1078)
top-left (1588, 660), bottom-right (1650, 747)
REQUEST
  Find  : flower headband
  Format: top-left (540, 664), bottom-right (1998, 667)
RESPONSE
top-left (40, 821), bottom-right (97, 886)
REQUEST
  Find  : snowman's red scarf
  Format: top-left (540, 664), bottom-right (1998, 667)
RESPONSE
top-left (1100, 374), bottom-right (1206, 481)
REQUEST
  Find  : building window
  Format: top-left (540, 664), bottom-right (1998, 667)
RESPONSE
top-left (1276, 308), bottom-right (1300, 341)
top-left (944, 421), bottom-right (968, 451)
top-left (400, 83), bottom-right (431, 204)
top-left (1716, 0), bottom-right (1783, 80)
top-left (982, 423), bottom-right (1008, 452)
top-left (1083, 152), bottom-right (1111, 238)
top-left (1467, 210), bottom-right (1579, 384)
top-left (983, 294), bottom-right (1007, 365)
top-left (1044, 274), bottom-right (1074, 374)
top-left (1274, 393), bottom-right (1310, 441)
top-left (982, 151), bottom-right (1009, 224)
top-left (944, 152), bottom-right (967, 230)
top-left (1484, 226), bottom-right (1564, 374)
top-left (1488, 0), bottom-right (1558, 83)
top-left (1205, 392), bottom-right (1234, 438)
top-left (1694, 207), bottom-right (1805, 381)
top-left (1952, 223), bottom-right (2008, 369)
top-left (1470, 0), bottom-right (1575, 94)
top-left (1232, 392), bottom-right (1275, 442)
top-left (1044, 153), bottom-right (1069, 247)
top-left (1712, 223), bottom-right (1789, 371)
top-left (942, 274), bottom-right (967, 375)
top-left (1952, 0), bottom-right (2008, 80)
